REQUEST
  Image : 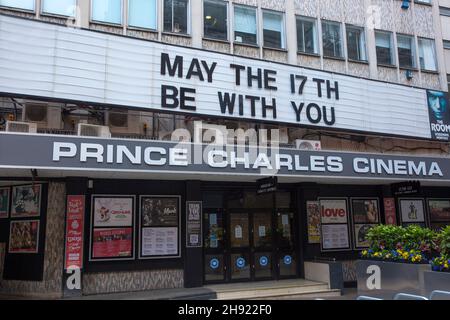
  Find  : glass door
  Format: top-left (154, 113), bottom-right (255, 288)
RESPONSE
top-left (275, 210), bottom-right (297, 278)
top-left (252, 211), bottom-right (273, 280)
top-left (204, 210), bottom-right (226, 283)
top-left (229, 212), bottom-right (251, 281)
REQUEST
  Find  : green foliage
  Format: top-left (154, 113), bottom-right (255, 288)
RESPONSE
top-left (436, 226), bottom-right (450, 256)
top-left (366, 225), bottom-right (405, 250)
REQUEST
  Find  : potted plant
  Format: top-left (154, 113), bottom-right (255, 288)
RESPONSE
top-left (424, 226), bottom-right (450, 295)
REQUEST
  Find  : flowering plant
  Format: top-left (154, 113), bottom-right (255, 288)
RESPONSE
top-left (430, 255), bottom-right (450, 272)
top-left (361, 248), bottom-right (426, 264)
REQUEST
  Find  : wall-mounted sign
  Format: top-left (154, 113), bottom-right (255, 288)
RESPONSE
top-left (186, 201), bottom-right (202, 248)
top-left (64, 195), bottom-right (85, 270)
top-left (427, 90), bottom-right (450, 141)
top-left (391, 181), bottom-right (421, 196)
top-left (256, 176), bottom-right (278, 194)
top-left (11, 184), bottom-right (41, 218)
top-left (0, 15), bottom-right (442, 140)
top-left (383, 198), bottom-right (397, 225)
top-left (0, 187), bottom-right (9, 218)
top-left (9, 220), bottom-right (40, 253)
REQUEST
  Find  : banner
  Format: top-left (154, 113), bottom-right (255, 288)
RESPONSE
top-left (427, 90), bottom-right (450, 141)
top-left (64, 195), bottom-right (85, 269)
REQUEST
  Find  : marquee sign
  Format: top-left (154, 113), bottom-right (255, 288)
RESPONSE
top-left (0, 133), bottom-right (449, 182)
top-left (0, 15), bottom-right (446, 140)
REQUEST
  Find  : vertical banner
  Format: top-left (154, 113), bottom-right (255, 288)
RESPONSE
top-left (65, 195), bottom-right (85, 269)
top-left (383, 198), bottom-right (397, 225)
top-left (427, 90), bottom-right (450, 141)
top-left (186, 201), bottom-right (202, 248)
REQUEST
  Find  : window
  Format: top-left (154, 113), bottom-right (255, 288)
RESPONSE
top-left (204, 0), bottom-right (228, 40)
top-left (397, 34), bottom-right (416, 68)
top-left (42, 0), bottom-right (76, 17)
top-left (418, 38), bottom-right (437, 71)
top-left (346, 25), bottom-right (366, 61)
top-left (128, 0), bottom-right (157, 29)
top-left (296, 17), bottom-right (318, 54)
top-left (164, 0), bottom-right (189, 34)
top-left (375, 31), bottom-right (394, 65)
top-left (91, 0), bottom-right (122, 24)
top-left (234, 5), bottom-right (257, 45)
top-left (322, 21), bottom-right (343, 58)
top-left (263, 11), bottom-right (285, 49)
top-left (0, 0), bottom-right (34, 11)
top-left (447, 74), bottom-right (450, 94)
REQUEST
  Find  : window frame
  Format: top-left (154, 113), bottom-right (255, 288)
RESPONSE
top-left (345, 24), bottom-right (367, 62)
top-left (396, 33), bottom-right (417, 70)
top-left (296, 15), bottom-right (319, 55)
top-left (233, 3), bottom-right (259, 47)
top-left (321, 20), bottom-right (344, 59)
top-left (41, 0), bottom-right (77, 18)
top-left (163, 0), bottom-right (191, 35)
top-left (203, 0), bottom-right (229, 42)
top-left (90, 0), bottom-right (124, 26)
top-left (418, 37), bottom-right (438, 72)
top-left (262, 9), bottom-right (286, 50)
top-left (127, 0), bottom-right (158, 31)
top-left (375, 30), bottom-right (396, 67)
top-left (0, 0), bottom-right (36, 12)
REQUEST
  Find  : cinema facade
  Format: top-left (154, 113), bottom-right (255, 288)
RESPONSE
top-left (0, 11), bottom-right (450, 298)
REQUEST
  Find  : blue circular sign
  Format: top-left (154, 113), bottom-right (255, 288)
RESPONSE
top-left (236, 257), bottom-right (246, 269)
top-left (210, 258), bottom-right (219, 269)
top-left (283, 255), bottom-right (292, 265)
top-left (259, 256), bottom-right (269, 267)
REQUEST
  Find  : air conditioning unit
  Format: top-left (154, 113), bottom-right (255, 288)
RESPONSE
top-left (295, 139), bottom-right (322, 151)
top-left (5, 121), bottom-right (37, 133)
top-left (77, 123), bottom-right (111, 138)
top-left (23, 103), bottom-right (62, 129)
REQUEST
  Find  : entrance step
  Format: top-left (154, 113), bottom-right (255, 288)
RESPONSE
top-left (172, 279), bottom-right (341, 300)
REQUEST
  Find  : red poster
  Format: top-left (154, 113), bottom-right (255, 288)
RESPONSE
top-left (384, 198), bottom-right (397, 225)
top-left (65, 195), bottom-right (85, 269)
top-left (92, 228), bottom-right (133, 258)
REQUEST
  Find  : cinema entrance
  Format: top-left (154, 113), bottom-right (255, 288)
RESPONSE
top-left (202, 185), bottom-right (299, 284)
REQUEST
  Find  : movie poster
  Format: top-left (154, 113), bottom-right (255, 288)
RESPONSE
top-left (399, 199), bottom-right (425, 223)
top-left (354, 224), bottom-right (375, 249)
top-left (319, 199), bottom-right (348, 224)
top-left (9, 220), bottom-right (40, 253)
top-left (321, 224), bottom-right (350, 250)
top-left (93, 197), bottom-right (133, 227)
top-left (141, 196), bottom-right (179, 227)
top-left (92, 228), bottom-right (133, 259)
top-left (352, 199), bottom-right (380, 223)
top-left (428, 199), bottom-right (450, 222)
top-left (11, 184), bottom-right (41, 218)
top-left (306, 201), bottom-right (320, 244)
top-left (383, 198), bottom-right (397, 225)
top-left (427, 90), bottom-right (450, 141)
top-left (0, 187), bottom-right (9, 218)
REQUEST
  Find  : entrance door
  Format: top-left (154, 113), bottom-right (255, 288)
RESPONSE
top-left (228, 211), bottom-right (273, 281)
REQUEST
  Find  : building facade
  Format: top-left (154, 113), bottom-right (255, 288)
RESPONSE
top-left (0, 0), bottom-right (449, 298)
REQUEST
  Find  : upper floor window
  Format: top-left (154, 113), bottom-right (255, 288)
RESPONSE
top-left (296, 16), bottom-right (318, 54)
top-left (42, 0), bottom-right (76, 17)
top-left (164, 0), bottom-right (189, 34)
top-left (128, 0), bottom-right (157, 30)
top-left (375, 31), bottom-right (394, 65)
top-left (91, 0), bottom-right (122, 25)
top-left (322, 21), bottom-right (343, 58)
top-left (263, 11), bottom-right (285, 49)
top-left (234, 5), bottom-right (257, 45)
top-left (418, 38), bottom-right (437, 71)
top-left (397, 34), bottom-right (416, 69)
top-left (204, 0), bottom-right (228, 41)
top-left (346, 25), bottom-right (366, 61)
top-left (0, 0), bottom-right (34, 11)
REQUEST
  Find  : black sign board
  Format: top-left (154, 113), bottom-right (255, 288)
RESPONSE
top-left (256, 177), bottom-right (278, 194)
top-left (391, 181), bottom-right (421, 196)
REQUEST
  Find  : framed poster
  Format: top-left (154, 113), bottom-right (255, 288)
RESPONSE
top-left (383, 198), bottom-right (397, 225)
top-left (319, 198), bottom-right (351, 252)
top-left (0, 187), bottom-right (9, 218)
top-left (351, 198), bottom-right (380, 224)
top-left (9, 220), bottom-right (40, 253)
top-left (306, 201), bottom-right (320, 244)
top-left (353, 224), bottom-right (376, 249)
top-left (321, 224), bottom-right (350, 250)
top-left (91, 228), bottom-right (133, 259)
top-left (89, 195), bottom-right (135, 261)
top-left (186, 201), bottom-right (202, 248)
top-left (139, 196), bottom-right (181, 259)
top-left (11, 184), bottom-right (41, 218)
top-left (428, 199), bottom-right (450, 222)
top-left (399, 198), bottom-right (425, 224)
top-left (93, 196), bottom-right (133, 227)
